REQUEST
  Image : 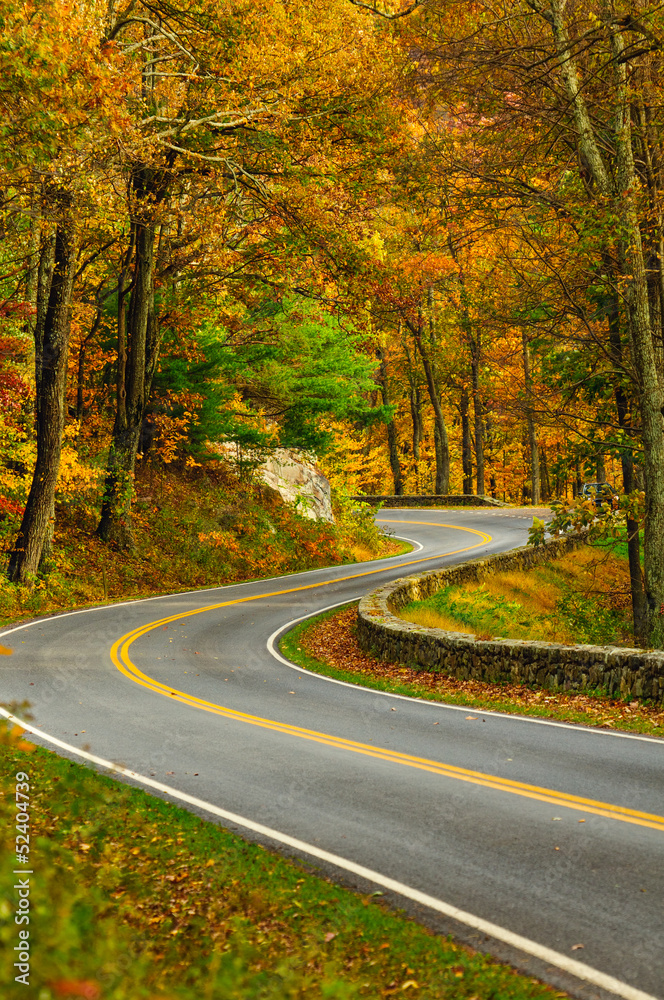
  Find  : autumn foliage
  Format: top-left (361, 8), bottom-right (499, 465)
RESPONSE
top-left (1, 0), bottom-right (664, 639)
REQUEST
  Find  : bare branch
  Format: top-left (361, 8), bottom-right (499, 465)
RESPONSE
top-left (346, 0), bottom-right (425, 19)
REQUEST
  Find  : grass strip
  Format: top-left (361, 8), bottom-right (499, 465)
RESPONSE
top-left (280, 604), bottom-right (664, 738)
top-left (0, 727), bottom-right (564, 1000)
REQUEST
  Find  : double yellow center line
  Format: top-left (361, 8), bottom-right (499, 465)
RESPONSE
top-left (110, 521), bottom-right (664, 834)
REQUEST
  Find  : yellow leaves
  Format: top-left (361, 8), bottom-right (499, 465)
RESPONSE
top-left (384, 980), bottom-right (420, 996)
top-left (198, 529), bottom-right (241, 554)
top-left (56, 443), bottom-right (100, 501)
top-left (63, 420), bottom-right (81, 442)
top-left (0, 643), bottom-right (11, 655)
top-left (376, 167), bottom-right (395, 185)
top-left (1, 0), bottom-right (133, 171)
top-left (360, 230), bottom-right (387, 263)
top-left (151, 413), bottom-right (191, 465)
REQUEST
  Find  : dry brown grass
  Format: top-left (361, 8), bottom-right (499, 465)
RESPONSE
top-left (347, 538), bottom-right (408, 563)
top-left (400, 546), bottom-right (633, 646)
top-left (404, 606), bottom-right (477, 634)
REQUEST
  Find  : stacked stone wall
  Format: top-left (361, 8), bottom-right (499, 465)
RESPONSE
top-left (357, 534), bottom-right (664, 703)
top-left (352, 495), bottom-right (506, 508)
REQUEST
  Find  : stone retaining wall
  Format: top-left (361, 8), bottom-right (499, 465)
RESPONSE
top-left (357, 534), bottom-right (664, 703)
top-left (352, 494), bottom-right (507, 508)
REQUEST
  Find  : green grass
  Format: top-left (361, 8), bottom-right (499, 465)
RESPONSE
top-left (400, 582), bottom-right (627, 647)
top-left (591, 528), bottom-right (644, 564)
top-left (0, 727), bottom-right (563, 999)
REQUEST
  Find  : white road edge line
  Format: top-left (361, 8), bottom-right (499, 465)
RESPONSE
top-left (267, 612), bottom-right (664, 746)
top-left (0, 706), bottom-right (657, 1000)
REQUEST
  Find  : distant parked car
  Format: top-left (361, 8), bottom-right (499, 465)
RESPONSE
top-left (581, 482), bottom-right (618, 509)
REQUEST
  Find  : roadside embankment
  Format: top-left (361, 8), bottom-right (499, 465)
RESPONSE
top-left (357, 534), bottom-right (664, 703)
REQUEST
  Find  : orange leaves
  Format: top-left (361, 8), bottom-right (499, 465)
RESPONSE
top-left (150, 413), bottom-right (195, 465)
top-left (0, 331), bottom-right (32, 415)
top-left (398, 250), bottom-right (457, 284)
top-left (1, 721), bottom-right (36, 753)
top-left (0, 0), bottom-right (133, 163)
top-left (198, 529), bottom-right (242, 554)
top-left (50, 981), bottom-right (101, 1000)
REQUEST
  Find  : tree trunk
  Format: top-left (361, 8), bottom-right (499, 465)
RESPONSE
top-left (605, 14), bottom-right (664, 644)
top-left (413, 326), bottom-right (449, 494)
top-left (24, 180), bottom-right (42, 321)
top-left (548, 0), bottom-right (664, 641)
top-left (469, 333), bottom-right (484, 495)
top-left (410, 384), bottom-right (422, 482)
top-left (607, 290), bottom-right (648, 644)
top-left (7, 203), bottom-right (78, 582)
top-left (411, 296), bottom-right (450, 495)
top-left (522, 331), bottom-right (540, 505)
top-left (433, 421), bottom-right (449, 495)
top-left (540, 447), bottom-right (551, 502)
top-left (376, 346), bottom-right (404, 496)
top-left (596, 451), bottom-right (606, 485)
top-left (447, 235), bottom-right (481, 495)
top-left (402, 332), bottom-right (422, 493)
top-left (97, 171), bottom-right (161, 547)
top-left (460, 388), bottom-right (473, 494)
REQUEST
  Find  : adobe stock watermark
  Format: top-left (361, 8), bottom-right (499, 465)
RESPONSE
top-left (13, 770), bottom-right (32, 986)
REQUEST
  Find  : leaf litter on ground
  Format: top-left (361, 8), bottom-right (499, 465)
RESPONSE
top-left (286, 605), bottom-right (664, 737)
top-left (0, 722), bottom-right (569, 1000)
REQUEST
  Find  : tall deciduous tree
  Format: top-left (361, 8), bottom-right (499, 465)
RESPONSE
top-left (1, 0), bottom-right (129, 581)
top-left (95, 0), bottom-right (397, 545)
top-left (408, 0), bottom-right (664, 640)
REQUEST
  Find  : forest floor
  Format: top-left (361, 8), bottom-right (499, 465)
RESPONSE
top-left (282, 604), bottom-right (664, 738)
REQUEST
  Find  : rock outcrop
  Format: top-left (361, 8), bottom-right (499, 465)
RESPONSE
top-left (260, 450), bottom-right (334, 522)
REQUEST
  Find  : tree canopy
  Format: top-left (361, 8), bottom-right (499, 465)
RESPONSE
top-left (3, 0), bottom-right (664, 642)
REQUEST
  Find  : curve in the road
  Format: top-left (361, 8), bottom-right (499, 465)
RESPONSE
top-left (111, 605), bottom-right (664, 834)
top-left (2, 510), bottom-right (662, 1000)
top-left (0, 708), bottom-right (657, 1000)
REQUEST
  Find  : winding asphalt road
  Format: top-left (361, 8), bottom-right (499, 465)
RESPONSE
top-left (1, 508), bottom-right (663, 1000)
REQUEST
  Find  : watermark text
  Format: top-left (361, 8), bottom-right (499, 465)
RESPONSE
top-left (13, 771), bottom-right (31, 985)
